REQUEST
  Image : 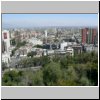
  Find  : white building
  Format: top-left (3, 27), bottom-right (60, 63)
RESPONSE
top-left (2, 30), bottom-right (11, 66)
top-left (2, 53), bottom-right (10, 66)
top-left (66, 46), bottom-right (74, 56)
top-left (43, 49), bottom-right (47, 56)
top-left (60, 41), bottom-right (77, 51)
top-left (47, 50), bottom-right (54, 55)
top-left (45, 30), bottom-right (48, 38)
top-left (28, 37), bottom-right (43, 46)
top-left (60, 42), bottom-right (68, 50)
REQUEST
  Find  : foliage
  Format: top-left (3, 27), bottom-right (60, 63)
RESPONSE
top-left (32, 70), bottom-right (44, 86)
top-left (27, 51), bottom-right (37, 57)
top-left (10, 38), bottom-right (16, 46)
top-left (16, 41), bottom-right (26, 48)
top-left (40, 56), bottom-right (51, 67)
top-left (2, 70), bottom-right (21, 86)
top-left (79, 76), bottom-right (90, 86)
top-left (10, 41), bottom-right (27, 57)
top-left (2, 51), bottom-right (98, 86)
top-left (43, 62), bottom-right (62, 86)
top-left (34, 45), bottom-right (43, 48)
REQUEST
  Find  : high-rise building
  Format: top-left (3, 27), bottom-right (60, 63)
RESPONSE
top-left (2, 30), bottom-right (11, 66)
top-left (86, 28), bottom-right (92, 44)
top-left (92, 29), bottom-right (97, 44)
top-left (2, 30), bottom-right (10, 52)
top-left (81, 28), bottom-right (97, 44)
top-left (81, 28), bottom-right (88, 44)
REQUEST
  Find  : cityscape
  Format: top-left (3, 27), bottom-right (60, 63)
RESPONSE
top-left (2, 14), bottom-right (98, 86)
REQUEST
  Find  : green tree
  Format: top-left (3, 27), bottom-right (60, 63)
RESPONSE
top-left (79, 76), bottom-right (90, 86)
top-left (66, 66), bottom-right (78, 83)
top-left (19, 58), bottom-right (34, 68)
top-left (52, 54), bottom-right (61, 62)
top-left (19, 70), bottom-right (44, 86)
top-left (40, 56), bottom-right (50, 67)
top-left (11, 38), bottom-right (16, 46)
top-left (16, 41), bottom-right (26, 48)
top-left (60, 57), bottom-right (68, 69)
top-left (27, 51), bottom-right (37, 57)
top-left (85, 62), bottom-right (98, 86)
top-left (34, 45), bottom-right (43, 48)
top-left (32, 70), bottom-right (44, 86)
top-left (2, 70), bottom-right (21, 86)
top-left (43, 62), bottom-right (61, 86)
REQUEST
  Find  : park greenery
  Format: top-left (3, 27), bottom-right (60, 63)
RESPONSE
top-left (2, 51), bottom-right (98, 86)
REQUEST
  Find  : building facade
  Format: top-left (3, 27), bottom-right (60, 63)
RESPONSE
top-left (81, 28), bottom-right (97, 44)
top-left (2, 30), bottom-right (10, 53)
top-left (2, 30), bottom-right (11, 66)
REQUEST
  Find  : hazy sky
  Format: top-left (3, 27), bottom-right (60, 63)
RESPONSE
top-left (2, 14), bottom-right (98, 28)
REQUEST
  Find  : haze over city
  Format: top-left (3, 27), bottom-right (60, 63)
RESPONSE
top-left (2, 14), bottom-right (98, 29)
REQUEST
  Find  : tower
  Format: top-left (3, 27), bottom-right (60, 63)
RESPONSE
top-left (2, 30), bottom-right (11, 66)
top-left (92, 28), bottom-right (97, 44)
top-left (2, 30), bottom-right (10, 53)
top-left (81, 28), bottom-right (88, 44)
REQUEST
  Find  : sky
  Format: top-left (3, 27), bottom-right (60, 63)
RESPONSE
top-left (2, 14), bottom-right (98, 28)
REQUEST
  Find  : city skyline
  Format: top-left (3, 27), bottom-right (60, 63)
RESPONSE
top-left (2, 14), bottom-right (98, 28)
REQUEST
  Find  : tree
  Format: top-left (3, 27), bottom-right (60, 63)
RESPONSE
top-left (10, 38), bottom-right (16, 46)
top-left (32, 70), bottom-right (44, 86)
top-left (66, 66), bottom-right (78, 83)
top-left (43, 62), bottom-right (62, 86)
top-left (85, 62), bottom-right (98, 86)
top-left (18, 70), bottom-right (44, 86)
top-left (18, 58), bottom-right (34, 68)
top-left (16, 41), bottom-right (26, 48)
top-left (33, 58), bottom-right (41, 66)
top-left (52, 54), bottom-right (61, 63)
top-left (2, 70), bottom-right (21, 86)
top-left (60, 57), bottom-right (68, 69)
top-left (79, 76), bottom-right (90, 86)
top-left (40, 56), bottom-right (50, 67)
top-left (27, 51), bottom-right (37, 57)
top-left (34, 45), bottom-right (43, 48)
top-left (2, 49), bottom-right (98, 86)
